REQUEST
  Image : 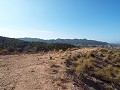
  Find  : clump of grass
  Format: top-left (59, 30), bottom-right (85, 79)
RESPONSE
top-left (88, 51), bottom-right (97, 57)
top-left (85, 59), bottom-right (94, 69)
top-left (113, 56), bottom-right (120, 63)
top-left (103, 54), bottom-right (110, 61)
top-left (108, 50), bottom-right (114, 54)
top-left (75, 65), bottom-right (85, 76)
top-left (99, 48), bottom-right (108, 52)
top-left (95, 70), bottom-right (104, 77)
top-left (104, 70), bottom-right (112, 80)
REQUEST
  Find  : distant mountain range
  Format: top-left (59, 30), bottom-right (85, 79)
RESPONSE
top-left (0, 36), bottom-right (75, 54)
top-left (18, 38), bottom-right (109, 46)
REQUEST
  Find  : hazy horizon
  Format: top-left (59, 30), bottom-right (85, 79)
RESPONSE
top-left (0, 0), bottom-right (120, 43)
top-left (1, 35), bottom-right (120, 44)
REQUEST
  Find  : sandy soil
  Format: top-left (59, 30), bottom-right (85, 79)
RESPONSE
top-left (0, 48), bottom-right (87, 90)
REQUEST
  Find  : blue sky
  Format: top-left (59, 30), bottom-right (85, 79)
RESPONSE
top-left (0, 0), bottom-right (120, 43)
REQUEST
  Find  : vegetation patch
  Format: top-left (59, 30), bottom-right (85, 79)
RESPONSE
top-left (65, 48), bottom-right (120, 90)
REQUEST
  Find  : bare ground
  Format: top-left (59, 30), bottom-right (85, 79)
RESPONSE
top-left (0, 48), bottom-right (91, 90)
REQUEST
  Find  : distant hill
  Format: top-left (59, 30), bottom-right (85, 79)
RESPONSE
top-left (110, 43), bottom-right (120, 49)
top-left (18, 38), bottom-right (109, 47)
top-left (0, 36), bottom-right (75, 54)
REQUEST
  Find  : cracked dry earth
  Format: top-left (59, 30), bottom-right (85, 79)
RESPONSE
top-left (0, 49), bottom-right (82, 90)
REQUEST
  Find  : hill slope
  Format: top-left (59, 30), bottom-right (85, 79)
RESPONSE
top-left (65, 48), bottom-right (120, 90)
top-left (0, 36), bottom-right (75, 54)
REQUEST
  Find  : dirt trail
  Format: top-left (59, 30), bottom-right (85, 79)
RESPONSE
top-left (0, 48), bottom-right (95, 90)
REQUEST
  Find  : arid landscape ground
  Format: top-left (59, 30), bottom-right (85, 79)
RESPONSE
top-left (0, 48), bottom-right (119, 90)
top-left (0, 48), bottom-right (85, 90)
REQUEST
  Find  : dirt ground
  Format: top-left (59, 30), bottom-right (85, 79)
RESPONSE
top-left (0, 48), bottom-right (88, 90)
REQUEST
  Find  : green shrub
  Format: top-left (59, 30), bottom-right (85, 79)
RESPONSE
top-left (103, 70), bottom-right (112, 80)
top-left (75, 65), bottom-right (85, 76)
top-left (99, 48), bottom-right (108, 52)
top-left (108, 50), bottom-right (114, 54)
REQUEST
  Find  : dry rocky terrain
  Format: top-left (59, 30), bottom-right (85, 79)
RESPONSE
top-left (0, 48), bottom-right (84, 90)
top-left (1, 48), bottom-right (118, 90)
